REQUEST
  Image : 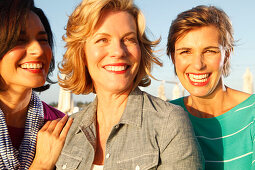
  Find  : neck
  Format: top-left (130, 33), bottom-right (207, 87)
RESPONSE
top-left (96, 88), bottom-right (131, 127)
top-left (0, 87), bottom-right (32, 127)
top-left (92, 88), bottom-right (132, 165)
top-left (186, 79), bottom-right (230, 118)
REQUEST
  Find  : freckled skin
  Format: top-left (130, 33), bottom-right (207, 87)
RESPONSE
top-left (84, 11), bottom-right (141, 95)
top-left (174, 26), bottom-right (225, 97)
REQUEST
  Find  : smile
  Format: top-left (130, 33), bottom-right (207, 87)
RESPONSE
top-left (104, 65), bottom-right (127, 71)
top-left (20, 63), bottom-right (43, 69)
top-left (103, 64), bottom-right (130, 74)
top-left (187, 73), bottom-right (211, 86)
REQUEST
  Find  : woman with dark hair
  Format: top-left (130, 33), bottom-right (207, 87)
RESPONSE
top-left (168, 5), bottom-right (255, 169)
top-left (0, 0), bottom-right (72, 169)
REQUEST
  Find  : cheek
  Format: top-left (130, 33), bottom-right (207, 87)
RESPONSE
top-left (85, 45), bottom-right (105, 66)
top-left (134, 47), bottom-right (141, 65)
top-left (208, 56), bottom-right (224, 70)
top-left (129, 45), bottom-right (141, 66)
top-left (175, 57), bottom-right (188, 73)
top-left (1, 49), bottom-right (25, 71)
top-left (43, 45), bottom-right (52, 63)
top-left (86, 52), bottom-right (99, 69)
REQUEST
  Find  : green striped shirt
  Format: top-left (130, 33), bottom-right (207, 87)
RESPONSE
top-left (170, 95), bottom-right (255, 170)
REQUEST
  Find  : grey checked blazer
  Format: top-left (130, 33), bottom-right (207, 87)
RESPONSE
top-left (56, 88), bottom-right (204, 170)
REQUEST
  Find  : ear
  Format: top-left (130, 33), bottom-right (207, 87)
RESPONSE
top-left (222, 48), bottom-right (232, 77)
top-left (223, 48), bottom-right (232, 64)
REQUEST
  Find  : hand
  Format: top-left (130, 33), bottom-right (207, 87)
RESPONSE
top-left (29, 115), bottom-right (73, 170)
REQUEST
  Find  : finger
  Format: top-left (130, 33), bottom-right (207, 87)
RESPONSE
top-left (52, 115), bottom-right (69, 136)
top-left (40, 121), bottom-right (51, 131)
top-left (59, 117), bottom-right (73, 139)
top-left (46, 119), bottom-right (60, 133)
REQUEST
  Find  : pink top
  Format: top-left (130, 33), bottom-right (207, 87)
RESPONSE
top-left (8, 101), bottom-right (65, 149)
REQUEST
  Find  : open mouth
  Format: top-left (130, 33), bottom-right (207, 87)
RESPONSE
top-left (187, 73), bottom-right (211, 86)
top-left (104, 65), bottom-right (128, 71)
top-left (103, 64), bottom-right (130, 74)
top-left (20, 63), bottom-right (43, 69)
top-left (19, 62), bottom-right (44, 73)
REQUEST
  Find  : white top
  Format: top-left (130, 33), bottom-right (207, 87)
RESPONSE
top-left (91, 164), bottom-right (104, 170)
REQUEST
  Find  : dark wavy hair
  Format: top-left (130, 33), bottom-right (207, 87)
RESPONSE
top-left (0, 0), bottom-right (55, 92)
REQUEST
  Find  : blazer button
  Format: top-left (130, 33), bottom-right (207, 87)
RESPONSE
top-left (106, 153), bottom-right (110, 159)
top-left (62, 163), bottom-right (67, 169)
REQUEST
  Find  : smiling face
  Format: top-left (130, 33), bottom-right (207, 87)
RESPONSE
top-left (84, 10), bottom-right (141, 94)
top-left (174, 25), bottom-right (226, 97)
top-left (0, 11), bottom-right (52, 91)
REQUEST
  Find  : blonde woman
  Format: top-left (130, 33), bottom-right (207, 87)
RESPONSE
top-left (56, 0), bottom-right (203, 169)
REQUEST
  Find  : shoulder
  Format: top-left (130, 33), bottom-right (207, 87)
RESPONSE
top-left (42, 101), bottom-right (65, 121)
top-left (169, 97), bottom-right (185, 107)
top-left (141, 91), bottom-right (191, 134)
top-left (227, 88), bottom-right (252, 104)
top-left (67, 100), bottom-right (96, 131)
top-left (142, 91), bottom-right (186, 117)
top-left (141, 92), bottom-right (202, 167)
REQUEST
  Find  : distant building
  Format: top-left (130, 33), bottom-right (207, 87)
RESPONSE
top-left (58, 74), bottom-right (74, 115)
top-left (172, 84), bottom-right (180, 100)
top-left (158, 81), bottom-right (167, 101)
top-left (243, 68), bottom-right (253, 94)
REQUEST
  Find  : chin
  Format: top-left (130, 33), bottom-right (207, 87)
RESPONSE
top-left (28, 81), bottom-right (46, 89)
top-left (189, 90), bottom-right (213, 98)
top-left (107, 83), bottom-right (133, 93)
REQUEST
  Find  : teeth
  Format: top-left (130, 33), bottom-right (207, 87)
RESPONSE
top-left (188, 73), bottom-right (209, 83)
top-left (20, 63), bottom-right (42, 69)
top-left (104, 66), bottom-right (126, 71)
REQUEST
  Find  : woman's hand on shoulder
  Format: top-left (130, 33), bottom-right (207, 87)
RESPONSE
top-left (29, 115), bottom-right (73, 170)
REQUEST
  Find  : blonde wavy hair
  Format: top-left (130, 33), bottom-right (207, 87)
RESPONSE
top-left (59, 0), bottom-right (162, 94)
top-left (167, 5), bottom-right (234, 77)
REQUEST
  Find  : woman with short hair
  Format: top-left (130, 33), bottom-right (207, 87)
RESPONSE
top-left (168, 5), bottom-right (255, 169)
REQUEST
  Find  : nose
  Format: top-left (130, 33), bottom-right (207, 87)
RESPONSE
top-left (110, 40), bottom-right (127, 58)
top-left (192, 53), bottom-right (206, 70)
top-left (27, 40), bottom-right (44, 57)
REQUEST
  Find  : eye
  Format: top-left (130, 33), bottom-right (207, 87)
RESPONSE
top-left (95, 38), bottom-right (108, 44)
top-left (203, 49), bottom-right (220, 56)
top-left (123, 37), bottom-right (138, 45)
top-left (179, 50), bottom-right (191, 55)
top-left (39, 38), bottom-right (48, 42)
top-left (16, 37), bottom-right (28, 45)
top-left (38, 39), bottom-right (49, 45)
top-left (204, 50), bottom-right (217, 53)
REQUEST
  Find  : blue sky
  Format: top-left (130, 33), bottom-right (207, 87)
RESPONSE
top-left (36, 0), bottom-right (255, 104)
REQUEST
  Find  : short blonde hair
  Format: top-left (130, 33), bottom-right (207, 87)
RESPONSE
top-left (59, 0), bottom-right (162, 94)
top-left (167, 5), bottom-right (234, 77)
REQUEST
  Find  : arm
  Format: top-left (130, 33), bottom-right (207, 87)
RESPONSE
top-left (29, 115), bottom-right (73, 170)
top-left (158, 107), bottom-right (204, 170)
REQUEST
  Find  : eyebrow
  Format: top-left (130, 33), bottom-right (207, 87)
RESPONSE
top-left (38, 31), bottom-right (47, 35)
top-left (93, 31), bottom-right (137, 38)
top-left (123, 32), bottom-right (137, 37)
top-left (176, 47), bottom-right (191, 51)
top-left (19, 31), bottom-right (47, 35)
top-left (176, 46), bottom-right (220, 51)
top-left (204, 46), bottom-right (220, 50)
